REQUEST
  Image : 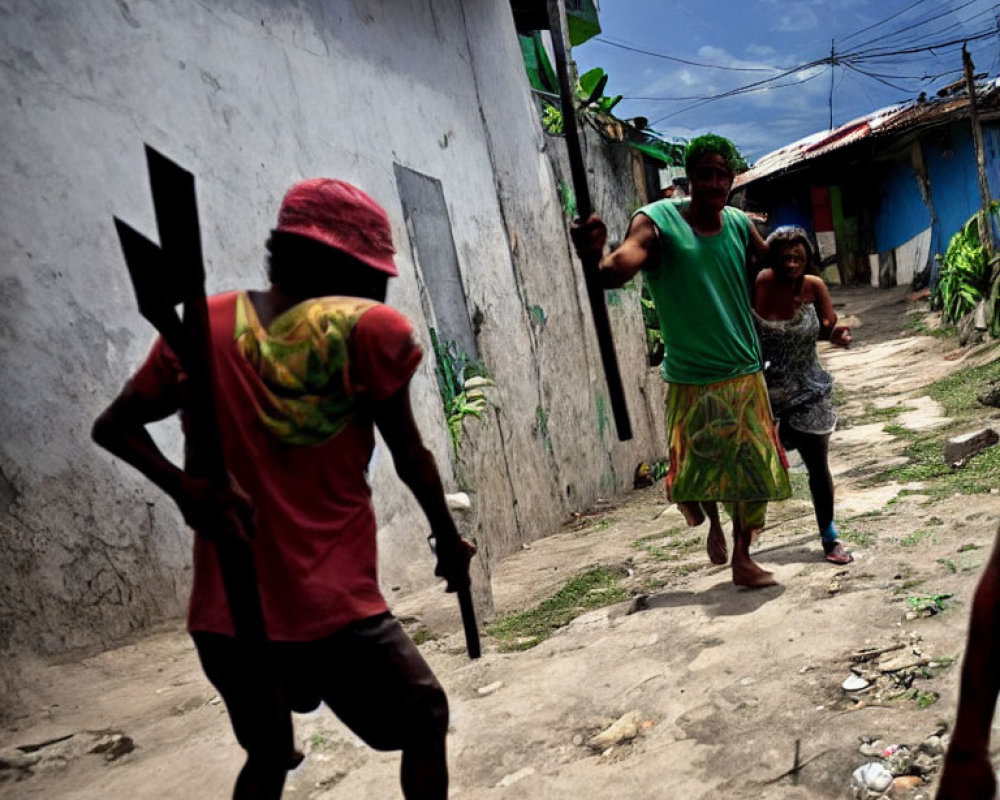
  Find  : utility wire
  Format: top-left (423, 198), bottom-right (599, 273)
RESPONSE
top-left (591, 36), bottom-right (775, 72)
top-left (837, 0), bottom-right (934, 44)
top-left (846, 4), bottom-right (1000, 53)
top-left (649, 70), bottom-right (827, 125)
top-left (645, 24), bottom-right (998, 126)
top-left (846, 0), bottom-right (987, 52)
top-left (847, 26), bottom-right (999, 62)
top-left (843, 62), bottom-right (922, 92)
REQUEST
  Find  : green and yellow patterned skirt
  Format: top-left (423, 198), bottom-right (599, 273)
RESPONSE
top-left (665, 372), bottom-right (791, 531)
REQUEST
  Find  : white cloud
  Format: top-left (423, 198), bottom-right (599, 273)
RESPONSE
top-left (746, 44), bottom-right (777, 58)
top-left (772, 3), bottom-right (820, 32)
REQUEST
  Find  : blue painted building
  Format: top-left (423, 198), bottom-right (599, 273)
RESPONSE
top-left (733, 79), bottom-right (1000, 289)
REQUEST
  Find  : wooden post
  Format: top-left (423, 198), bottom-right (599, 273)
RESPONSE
top-left (963, 45), bottom-right (995, 259)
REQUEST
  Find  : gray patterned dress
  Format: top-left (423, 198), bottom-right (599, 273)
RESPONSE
top-left (754, 304), bottom-right (837, 440)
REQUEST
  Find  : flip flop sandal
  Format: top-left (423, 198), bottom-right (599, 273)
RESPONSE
top-left (823, 541), bottom-right (854, 565)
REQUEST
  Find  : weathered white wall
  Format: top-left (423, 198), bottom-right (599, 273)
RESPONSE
top-left (0, 0), bottom-right (664, 690)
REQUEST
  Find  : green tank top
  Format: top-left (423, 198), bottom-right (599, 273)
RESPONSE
top-left (638, 199), bottom-right (762, 385)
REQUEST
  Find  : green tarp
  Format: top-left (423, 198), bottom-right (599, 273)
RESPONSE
top-left (566, 0), bottom-right (601, 46)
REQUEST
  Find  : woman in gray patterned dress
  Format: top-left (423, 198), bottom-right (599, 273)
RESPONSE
top-left (753, 226), bottom-right (854, 564)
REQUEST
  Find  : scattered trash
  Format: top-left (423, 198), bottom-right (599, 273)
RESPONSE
top-left (905, 594), bottom-right (953, 617)
top-left (587, 710), bottom-right (645, 751)
top-left (445, 492), bottom-right (472, 512)
top-left (852, 726), bottom-right (949, 797)
top-left (858, 738), bottom-right (886, 758)
top-left (476, 680), bottom-right (504, 696)
top-left (494, 766), bottom-right (535, 788)
top-left (842, 673), bottom-right (871, 692)
top-left (889, 774), bottom-right (924, 798)
top-left (851, 761), bottom-right (893, 797)
top-left (877, 653), bottom-right (925, 672)
top-left (0, 746), bottom-right (42, 772)
top-left (89, 732), bottom-right (136, 762)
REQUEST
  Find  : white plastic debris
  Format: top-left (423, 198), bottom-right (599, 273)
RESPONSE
top-left (445, 492), bottom-right (472, 512)
top-left (851, 762), bottom-right (893, 797)
top-left (842, 674), bottom-right (871, 692)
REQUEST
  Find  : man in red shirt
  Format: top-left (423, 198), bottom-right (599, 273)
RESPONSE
top-left (93, 178), bottom-right (474, 800)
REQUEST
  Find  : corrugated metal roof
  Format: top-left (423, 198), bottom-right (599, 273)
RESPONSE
top-left (733, 79), bottom-right (1000, 188)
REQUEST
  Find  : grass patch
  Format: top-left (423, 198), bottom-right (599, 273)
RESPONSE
top-left (862, 353), bottom-right (1000, 496)
top-left (882, 423), bottom-right (914, 437)
top-left (907, 593), bottom-right (953, 613)
top-left (486, 566), bottom-right (630, 651)
top-left (852, 404), bottom-right (915, 426)
top-left (958, 543), bottom-right (982, 552)
top-left (788, 471), bottom-right (811, 501)
top-left (938, 559), bottom-right (957, 573)
top-left (579, 518), bottom-right (613, 534)
top-left (838, 522), bottom-right (876, 548)
top-left (925, 346), bottom-right (1000, 418)
top-left (410, 629), bottom-right (438, 646)
top-left (890, 688), bottom-right (940, 709)
top-left (903, 314), bottom-right (956, 340)
top-left (901, 529), bottom-right (934, 547)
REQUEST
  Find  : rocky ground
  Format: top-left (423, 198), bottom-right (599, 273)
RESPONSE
top-left (3, 285), bottom-right (1000, 800)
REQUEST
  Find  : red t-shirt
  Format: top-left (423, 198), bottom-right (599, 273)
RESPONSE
top-left (129, 291), bottom-right (422, 641)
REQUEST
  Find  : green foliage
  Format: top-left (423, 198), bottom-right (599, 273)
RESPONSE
top-left (901, 529), bottom-right (933, 547)
top-left (932, 202), bottom-right (999, 322)
top-left (541, 103), bottom-right (563, 135)
top-left (429, 328), bottom-right (490, 454)
top-left (410, 628), bottom-right (438, 646)
top-left (596, 393), bottom-right (609, 438)
top-left (558, 180), bottom-right (577, 219)
top-left (838, 522), bottom-right (876, 548)
top-left (578, 67), bottom-right (622, 115)
top-left (903, 313), bottom-right (956, 339)
top-left (641, 278), bottom-right (664, 367)
top-left (651, 459), bottom-right (670, 481)
top-left (486, 566), bottom-right (630, 651)
top-left (906, 593), bottom-right (953, 613)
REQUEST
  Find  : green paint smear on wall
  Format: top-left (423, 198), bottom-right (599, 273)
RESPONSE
top-left (596, 393), bottom-right (609, 438)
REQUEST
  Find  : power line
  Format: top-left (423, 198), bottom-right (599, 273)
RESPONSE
top-left (590, 36), bottom-right (774, 72)
top-left (644, 24), bottom-right (998, 127)
top-left (837, 0), bottom-right (934, 44)
top-left (846, 25), bottom-right (999, 62)
top-left (648, 70), bottom-right (827, 126)
top-left (845, 3), bottom-right (1000, 55)
top-left (846, 0), bottom-right (987, 52)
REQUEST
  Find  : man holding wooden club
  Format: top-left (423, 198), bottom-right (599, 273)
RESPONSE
top-left (93, 177), bottom-right (474, 800)
top-left (572, 134), bottom-right (791, 589)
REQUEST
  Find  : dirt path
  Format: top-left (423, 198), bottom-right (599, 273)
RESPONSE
top-left (4, 286), bottom-right (1000, 799)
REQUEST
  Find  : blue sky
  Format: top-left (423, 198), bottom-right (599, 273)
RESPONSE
top-left (572, 0), bottom-right (1000, 162)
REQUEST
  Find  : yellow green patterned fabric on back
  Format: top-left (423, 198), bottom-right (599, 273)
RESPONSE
top-left (234, 292), bottom-right (379, 445)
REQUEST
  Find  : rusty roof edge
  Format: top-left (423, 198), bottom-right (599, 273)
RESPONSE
top-left (735, 80), bottom-right (1000, 189)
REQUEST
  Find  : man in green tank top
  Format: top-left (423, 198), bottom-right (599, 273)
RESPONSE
top-left (573, 134), bottom-right (791, 588)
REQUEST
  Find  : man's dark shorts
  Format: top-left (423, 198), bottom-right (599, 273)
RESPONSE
top-left (192, 612), bottom-right (449, 760)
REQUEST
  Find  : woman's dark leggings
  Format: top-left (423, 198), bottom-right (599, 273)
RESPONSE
top-left (784, 429), bottom-right (835, 538)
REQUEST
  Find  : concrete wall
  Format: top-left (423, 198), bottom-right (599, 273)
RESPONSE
top-left (0, 0), bottom-right (664, 690)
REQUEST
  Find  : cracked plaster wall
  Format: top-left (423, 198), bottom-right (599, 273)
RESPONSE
top-left (0, 0), bottom-right (665, 693)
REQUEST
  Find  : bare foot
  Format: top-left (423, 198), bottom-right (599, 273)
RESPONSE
top-left (731, 561), bottom-right (778, 588)
top-left (707, 519), bottom-right (727, 565)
